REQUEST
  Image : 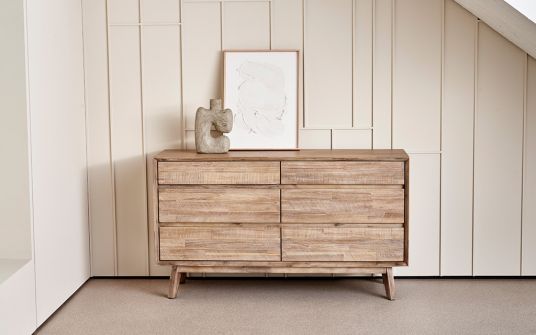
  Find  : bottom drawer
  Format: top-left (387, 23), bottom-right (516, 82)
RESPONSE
top-left (160, 224), bottom-right (281, 261)
top-left (282, 225), bottom-right (404, 262)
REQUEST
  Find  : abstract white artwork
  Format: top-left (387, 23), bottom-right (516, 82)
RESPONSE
top-left (224, 51), bottom-right (298, 150)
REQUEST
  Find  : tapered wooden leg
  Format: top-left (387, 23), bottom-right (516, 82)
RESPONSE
top-left (382, 267), bottom-right (395, 300)
top-left (179, 272), bottom-right (186, 284)
top-left (168, 266), bottom-right (181, 299)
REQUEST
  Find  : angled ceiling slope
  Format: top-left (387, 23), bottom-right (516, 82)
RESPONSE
top-left (454, 0), bottom-right (536, 59)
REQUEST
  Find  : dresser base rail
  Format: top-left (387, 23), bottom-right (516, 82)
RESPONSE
top-left (167, 265), bottom-right (396, 300)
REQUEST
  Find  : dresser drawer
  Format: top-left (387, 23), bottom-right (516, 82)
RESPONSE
top-left (159, 187), bottom-right (280, 223)
top-left (281, 188), bottom-right (404, 223)
top-left (160, 224), bottom-right (281, 261)
top-left (282, 225), bottom-right (404, 261)
top-left (158, 161), bottom-right (280, 185)
top-left (281, 161), bottom-right (404, 185)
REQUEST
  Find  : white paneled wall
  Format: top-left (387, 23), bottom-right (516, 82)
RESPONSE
top-left (441, 0), bottom-right (476, 276)
top-left (396, 154), bottom-right (441, 276)
top-left (142, 25), bottom-right (183, 276)
top-left (304, 0), bottom-right (353, 128)
top-left (108, 26), bottom-right (149, 276)
top-left (474, 23), bottom-right (525, 276)
top-left (83, 0), bottom-right (536, 277)
top-left (392, 0), bottom-right (442, 152)
top-left (83, 0), bottom-right (116, 276)
top-left (26, 0), bottom-right (90, 324)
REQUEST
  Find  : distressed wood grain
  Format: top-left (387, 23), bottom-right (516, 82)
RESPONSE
top-left (158, 161), bottom-right (280, 185)
top-left (160, 224), bottom-right (281, 261)
top-left (282, 226), bottom-right (404, 261)
top-left (159, 187), bottom-right (280, 223)
top-left (281, 188), bottom-right (404, 223)
top-left (281, 161), bottom-right (404, 184)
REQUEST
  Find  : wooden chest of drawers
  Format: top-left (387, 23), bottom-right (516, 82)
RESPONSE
top-left (153, 149), bottom-right (409, 300)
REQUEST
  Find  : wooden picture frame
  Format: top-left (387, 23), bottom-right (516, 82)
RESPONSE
top-left (223, 50), bottom-right (299, 150)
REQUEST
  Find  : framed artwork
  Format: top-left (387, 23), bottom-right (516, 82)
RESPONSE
top-left (223, 50), bottom-right (299, 150)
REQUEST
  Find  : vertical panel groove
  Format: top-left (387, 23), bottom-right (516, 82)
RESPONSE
top-left (471, 19), bottom-right (479, 276)
top-left (351, 0), bottom-right (356, 127)
top-left (220, 1), bottom-right (224, 50)
top-left (179, 0), bottom-right (185, 149)
top-left (269, 0), bottom-right (272, 50)
top-left (439, 0), bottom-right (444, 275)
top-left (105, 0), bottom-right (118, 276)
top-left (371, 0), bottom-right (375, 148)
top-left (390, 0), bottom-right (394, 149)
top-left (80, 0), bottom-right (92, 276)
top-left (521, 53), bottom-right (527, 273)
top-left (302, 0), bottom-right (306, 128)
top-left (138, 0), bottom-right (150, 276)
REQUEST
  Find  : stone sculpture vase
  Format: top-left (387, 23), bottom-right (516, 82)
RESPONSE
top-left (195, 99), bottom-right (233, 153)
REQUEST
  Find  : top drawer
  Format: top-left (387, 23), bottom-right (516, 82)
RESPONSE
top-left (158, 161), bottom-right (280, 185)
top-left (281, 161), bottom-right (404, 185)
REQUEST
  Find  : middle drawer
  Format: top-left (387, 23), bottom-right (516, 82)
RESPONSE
top-left (159, 187), bottom-right (281, 223)
top-left (281, 188), bottom-right (404, 224)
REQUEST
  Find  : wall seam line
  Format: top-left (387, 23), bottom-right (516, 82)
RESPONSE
top-left (352, 0), bottom-right (356, 128)
top-left (80, 0), bottom-right (92, 277)
top-left (137, 0), bottom-right (150, 276)
top-left (104, 0), bottom-right (119, 277)
top-left (439, 0), bottom-right (445, 276)
top-left (390, 0), bottom-right (394, 149)
top-left (371, 0), bottom-right (375, 148)
top-left (268, 0), bottom-right (272, 50)
top-left (521, 52), bottom-right (527, 275)
top-left (22, 0), bottom-right (39, 326)
top-left (302, 0), bottom-right (306, 128)
top-left (472, 19), bottom-right (480, 276)
top-left (179, 0), bottom-right (186, 149)
top-left (220, 1), bottom-right (224, 50)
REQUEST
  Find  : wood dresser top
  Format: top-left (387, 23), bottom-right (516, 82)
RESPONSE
top-left (155, 149), bottom-right (409, 162)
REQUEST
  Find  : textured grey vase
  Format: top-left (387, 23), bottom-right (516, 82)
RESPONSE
top-left (195, 99), bottom-right (233, 153)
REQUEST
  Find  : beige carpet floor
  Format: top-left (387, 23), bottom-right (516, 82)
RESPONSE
top-left (35, 278), bottom-right (536, 335)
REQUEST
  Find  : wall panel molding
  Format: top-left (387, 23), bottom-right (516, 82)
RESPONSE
top-left (181, 1), bottom-right (222, 149)
top-left (304, 0), bottom-right (353, 128)
top-left (222, 1), bottom-right (270, 49)
top-left (332, 129), bottom-right (371, 149)
top-left (108, 26), bottom-right (149, 276)
top-left (396, 154), bottom-right (441, 276)
top-left (473, 23), bottom-right (524, 275)
top-left (83, 0), bottom-right (117, 276)
top-left (392, 0), bottom-right (442, 151)
top-left (82, 0), bottom-right (535, 277)
top-left (141, 25), bottom-right (182, 276)
top-left (440, 0), bottom-right (476, 276)
top-left (354, 0), bottom-right (373, 128)
top-left (372, 0), bottom-right (393, 149)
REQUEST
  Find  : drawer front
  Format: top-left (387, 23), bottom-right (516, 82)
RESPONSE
top-left (160, 224), bottom-right (281, 261)
top-left (158, 161), bottom-right (280, 185)
top-left (281, 161), bottom-right (404, 185)
top-left (159, 187), bottom-right (280, 223)
top-left (282, 226), bottom-right (404, 261)
top-left (281, 188), bottom-right (404, 223)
